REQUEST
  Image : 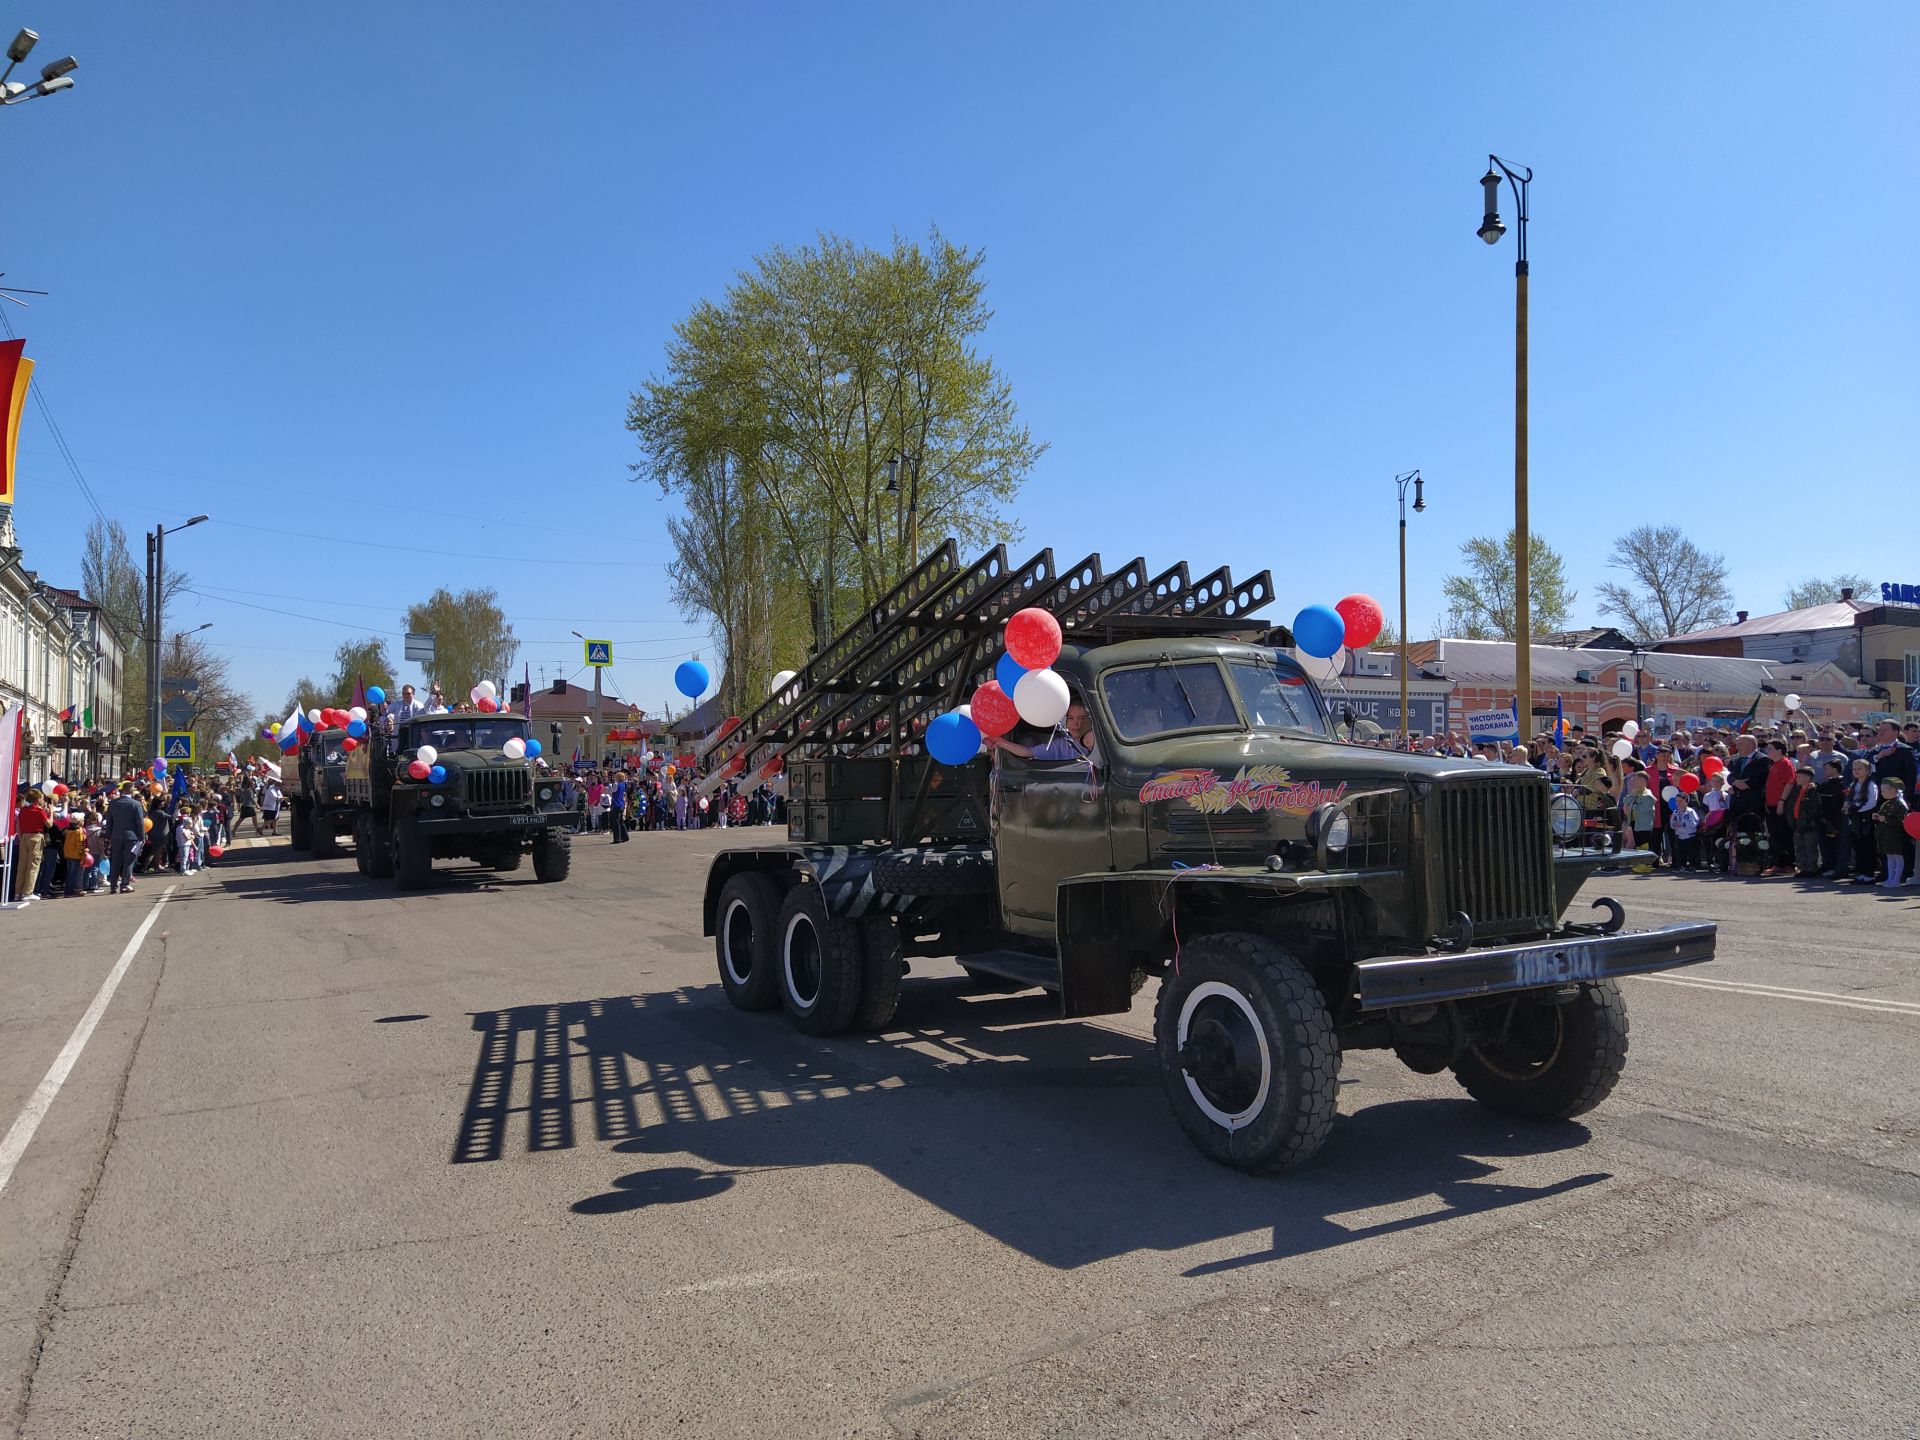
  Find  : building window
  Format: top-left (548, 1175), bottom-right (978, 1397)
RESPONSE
top-left (1618, 672), bottom-right (1632, 694)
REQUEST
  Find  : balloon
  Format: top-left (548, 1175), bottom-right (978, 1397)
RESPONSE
top-left (1905, 812), bottom-right (1920, 841)
top-left (1661, 785), bottom-right (1678, 802)
top-left (346, 720), bottom-right (367, 738)
top-left (771, 669), bottom-right (798, 697)
top-left (349, 706), bottom-right (368, 723)
top-left (1334, 594), bottom-right (1384, 649)
top-left (502, 737), bottom-right (527, 760)
top-left (1611, 739), bottom-right (1633, 759)
top-left (153, 756), bottom-right (167, 773)
top-left (269, 722), bottom-right (282, 737)
top-left (1013, 668), bottom-right (1072, 728)
top-left (1676, 772), bottom-right (1700, 793)
top-left (971, 680), bottom-right (1020, 737)
top-left (477, 697), bottom-right (497, 713)
top-left (1784, 693), bottom-right (1802, 711)
top-left (429, 765), bottom-right (447, 784)
top-left (1622, 720), bottom-right (1640, 739)
top-left (341, 737), bottom-right (359, 752)
top-left (416, 745), bottom-right (438, 765)
top-left (990, 653), bottom-right (1026, 699)
top-left (408, 760), bottom-right (430, 780)
top-left (1292, 604), bottom-right (1346, 659)
top-left (208, 845), bottom-right (224, 860)
top-left (675, 660), bottom-right (710, 699)
top-left (51, 782), bottom-right (67, 796)
top-left (142, 818), bottom-right (153, 833)
top-left (366, 686), bottom-right (386, 705)
top-left (926, 711), bottom-right (983, 765)
top-left (1701, 755), bottom-right (1726, 777)
top-left (476, 680), bottom-right (497, 700)
top-left (526, 738), bottom-right (542, 758)
top-left (1005, 608), bottom-right (1063, 670)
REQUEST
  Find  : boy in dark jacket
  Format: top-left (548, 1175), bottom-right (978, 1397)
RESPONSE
top-left (1816, 759), bottom-right (1850, 876)
top-left (1789, 767), bottom-right (1830, 878)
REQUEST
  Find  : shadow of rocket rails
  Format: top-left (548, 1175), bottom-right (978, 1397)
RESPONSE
top-left (453, 982), bottom-right (1607, 1272)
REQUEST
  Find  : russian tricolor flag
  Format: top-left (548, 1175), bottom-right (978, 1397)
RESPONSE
top-left (276, 706), bottom-right (311, 752)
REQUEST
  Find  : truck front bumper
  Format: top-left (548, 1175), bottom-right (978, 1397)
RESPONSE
top-left (411, 811), bottom-right (563, 838)
top-left (1353, 922), bottom-right (1716, 1012)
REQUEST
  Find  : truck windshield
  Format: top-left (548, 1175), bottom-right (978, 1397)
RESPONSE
top-left (407, 718), bottom-right (529, 752)
top-left (1229, 660), bottom-right (1328, 736)
top-left (1100, 661), bottom-right (1241, 741)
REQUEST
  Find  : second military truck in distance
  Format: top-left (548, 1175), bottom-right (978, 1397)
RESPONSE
top-left (697, 542), bottom-right (1718, 1174)
top-left (286, 727), bottom-right (354, 859)
top-left (341, 710), bottom-right (576, 889)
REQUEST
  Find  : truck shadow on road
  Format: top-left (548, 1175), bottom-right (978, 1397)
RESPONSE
top-left (453, 982), bottom-right (1609, 1271)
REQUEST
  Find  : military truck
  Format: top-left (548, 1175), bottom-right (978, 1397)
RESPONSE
top-left (696, 543), bottom-right (1717, 1173)
top-left (286, 727), bottom-right (353, 859)
top-left (341, 711), bottom-right (575, 889)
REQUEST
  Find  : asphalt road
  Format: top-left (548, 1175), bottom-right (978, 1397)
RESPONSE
top-left (2, 830), bottom-right (1916, 1439)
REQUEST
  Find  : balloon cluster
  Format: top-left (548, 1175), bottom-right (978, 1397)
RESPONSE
top-left (1286, 594), bottom-right (1382, 683)
top-left (926, 607), bottom-right (1070, 766)
top-left (470, 679), bottom-right (500, 713)
top-left (405, 744), bottom-right (448, 784)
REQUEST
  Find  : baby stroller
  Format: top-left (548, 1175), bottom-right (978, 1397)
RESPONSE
top-left (1729, 812), bottom-right (1769, 876)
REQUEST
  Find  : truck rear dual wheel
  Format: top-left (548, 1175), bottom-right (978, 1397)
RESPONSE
top-left (393, 821), bottom-right (431, 891)
top-left (1154, 933), bottom-right (1340, 1174)
top-left (311, 820), bottom-right (339, 860)
top-left (289, 803), bottom-right (312, 852)
top-left (716, 872), bottom-right (783, 1011)
top-left (363, 815), bottom-right (394, 879)
top-left (776, 884), bottom-right (865, 1036)
top-left (532, 829), bottom-right (571, 882)
top-left (1450, 980), bottom-right (1629, 1121)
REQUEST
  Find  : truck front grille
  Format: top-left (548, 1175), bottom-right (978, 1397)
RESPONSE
top-left (1430, 778), bottom-right (1555, 938)
top-left (462, 768), bottom-right (531, 812)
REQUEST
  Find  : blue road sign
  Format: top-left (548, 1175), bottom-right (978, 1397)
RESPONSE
top-left (161, 731), bottom-right (196, 762)
top-left (584, 640), bottom-right (613, 666)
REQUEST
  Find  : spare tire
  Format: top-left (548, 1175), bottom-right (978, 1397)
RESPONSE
top-left (873, 845), bottom-right (994, 898)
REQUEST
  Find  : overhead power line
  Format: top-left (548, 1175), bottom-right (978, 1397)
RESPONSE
top-left (209, 518), bottom-right (671, 568)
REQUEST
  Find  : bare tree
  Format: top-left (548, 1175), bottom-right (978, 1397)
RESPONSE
top-left (1783, 574), bottom-right (1873, 610)
top-left (162, 632), bottom-right (253, 758)
top-left (1595, 525), bottom-right (1734, 641)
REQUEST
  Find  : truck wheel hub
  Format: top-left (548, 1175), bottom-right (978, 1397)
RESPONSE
top-left (1176, 983), bottom-right (1271, 1128)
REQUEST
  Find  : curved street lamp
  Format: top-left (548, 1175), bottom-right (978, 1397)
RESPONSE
top-left (0, 27), bottom-right (79, 108)
top-left (1396, 470), bottom-right (1426, 743)
top-left (1477, 154), bottom-right (1533, 732)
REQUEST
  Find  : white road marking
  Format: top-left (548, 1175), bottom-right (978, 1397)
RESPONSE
top-left (1635, 972), bottom-right (1920, 1017)
top-left (0, 885), bottom-right (177, 1197)
top-left (666, 1267), bottom-right (816, 1295)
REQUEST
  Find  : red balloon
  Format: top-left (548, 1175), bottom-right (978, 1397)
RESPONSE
top-left (341, 736), bottom-right (359, 752)
top-left (970, 680), bottom-right (1020, 737)
top-left (476, 697), bottom-right (497, 713)
top-left (1005, 607), bottom-right (1063, 670)
top-left (208, 845), bottom-right (224, 859)
top-left (1676, 771), bottom-right (1699, 793)
top-left (408, 760), bottom-right (430, 780)
top-left (1906, 812), bottom-right (1920, 842)
top-left (1334, 594), bottom-right (1385, 649)
top-left (1700, 755), bottom-right (1726, 777)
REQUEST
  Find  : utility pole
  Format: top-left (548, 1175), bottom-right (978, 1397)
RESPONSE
top-left (1479, 155), bottom-right (1533, 737)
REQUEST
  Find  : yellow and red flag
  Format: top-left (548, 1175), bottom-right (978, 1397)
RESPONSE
top-left (0, 338), bottom-right (33, 507)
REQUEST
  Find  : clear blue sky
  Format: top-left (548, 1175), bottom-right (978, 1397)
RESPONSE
top-left (6, 1), bottom-right (1915, 726)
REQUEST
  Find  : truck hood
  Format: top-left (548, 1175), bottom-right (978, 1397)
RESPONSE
top-left (1126, 731), bottom-right (1537, 789)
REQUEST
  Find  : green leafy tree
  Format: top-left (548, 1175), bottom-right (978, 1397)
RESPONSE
top-left (1782, 573), bottom-right (1873, 611)
top-left (629, 228), bottom-right (1045, 657)
top-left (1595, 525), bottom-right (1734, 641)
top-left (1440, 529), bottom-right (1575, 640)
top-left (281, 677), bottom-right (326, 715)
top-left (403, 588), bottom-right (517, 698)
top-left (324, 637), bottom-right (394, 705)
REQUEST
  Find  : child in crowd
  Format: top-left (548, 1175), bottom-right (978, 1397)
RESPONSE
top-left (1874, 778), bottom-right (1910, 889)
top-left (1670, 793), bottom-right (1701, 870)
top-left (174, 806), bottom-right (200, 875)
top-left (1623, 772), bottom-right (1655, 852)
top-left (1789, 766), bottom-right (1829, 877)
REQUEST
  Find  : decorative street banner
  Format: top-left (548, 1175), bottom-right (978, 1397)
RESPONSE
top-left (0, 704), bottom-right (21, 845)
top-left (1465, 706), bottom-right (1521, 745)
top-left (1, 337), bottom-right (34, 508)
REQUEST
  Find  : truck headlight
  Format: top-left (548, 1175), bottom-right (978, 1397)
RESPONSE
top-left (537, 785), bottom-right (555, 804)
top-left (1309, 805), bottom-right (1351, 851)
top-left (430, 794), bottom-right (446, 808)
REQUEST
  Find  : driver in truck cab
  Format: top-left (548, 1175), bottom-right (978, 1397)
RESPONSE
top-left (986, 697), bottom-right (1096, 762)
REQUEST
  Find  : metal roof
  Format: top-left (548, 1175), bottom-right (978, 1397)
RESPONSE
top-left (1662, 599), bottom-right (1870, 644)
top-left (1412, 639), bottom-right (1855, 695)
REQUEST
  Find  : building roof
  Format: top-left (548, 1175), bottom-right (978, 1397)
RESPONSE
top-left (1538, 626), bottom-right (1633, 650)
top-left (1659, 599), bottom-right (1871, 645)
top-left (1405, 638), bottom-right (1859, 696)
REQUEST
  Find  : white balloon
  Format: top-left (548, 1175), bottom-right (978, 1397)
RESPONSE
top-left (1784, 693), bottom-right (1802, 710)
top-left (1611, 738), bottom-right (1632, 759)
top-left (476, 680), bottom-right (497, 700)
top-left (1013, 668), bottom-right (1071, 728)
top-left (958, 704), bottom-right (973, 722)
top-left (349, 706), bottom-right (367, 723)
top-left (306, 708), bottom-right (323, 725)
top-left (771, 669), bottom-right (798, 697)
top-left (1622, 720), bottom-right (1640, 738)
top-left (416, 745), bottom-right (439, 766)
top-left (502, 737), bottom-right (527, 760)
top-left (1661, 785), bottom-right (1678, 802)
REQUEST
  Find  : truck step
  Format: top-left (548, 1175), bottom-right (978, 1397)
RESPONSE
top-left (952, 950), bottom-right (1062, 994)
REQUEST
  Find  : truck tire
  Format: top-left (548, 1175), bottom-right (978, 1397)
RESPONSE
top-left (715, 871), bottom-right (782, 1011)
top-left (289, 802), bottom-right (312, 852)
top-left (393, 819), bottom-right (431, 890)
top-left (872, 845), bottom-right (993, 898)
top-left (852, 914), bottom-right (904, 1031)
top-left (1154, 933), bottom-right (1339, 1174)
top-left (364, 815), bottom-right (394, 879)
top-left (1450, 980), bottom-right (1629, 1122)
top-left (311, 818), bottom-right (339, 860)
top-left (488, 844), bottom-right (523, 872)
top-left (532, 829), bottom-right (572, 882)
top-left (775, 884), bottom-right (863, 1036)
top-left (352, 813), bottom-right (371, 875)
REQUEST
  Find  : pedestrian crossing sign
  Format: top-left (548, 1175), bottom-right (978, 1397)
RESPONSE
top-left (161, 731), bottom-right (196, 762)
top-left (584, 640), bottom-right (613, 667)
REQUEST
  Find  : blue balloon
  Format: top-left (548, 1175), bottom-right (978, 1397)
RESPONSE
top-left (346, 719), bottom-right (367, 738)
top-left (1293, 604), bottom-right (1347, 659)
top-left (675, 659), bottom-right (710, 699)
top-left (525, 738), bottom-right (542, 758)
top-left (366, 685), bottom-right (386, 705)
top-left (926, 710), bottom-right (982, 766)
top-left (429, 764), bottom-right (448, 784)
top-left (995, 651), bottom-right (1027, 696)
top-left (99, 858), bottom-right (110, 878)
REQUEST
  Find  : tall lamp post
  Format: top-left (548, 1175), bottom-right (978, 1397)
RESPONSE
top-left (145, 514), bottom-right (208, 765)
top-left (1395, 469), bottom-right (1426, 744)
top-left (1478, 154), bottom-right (1533, 734)
top-left (1629, 643), bottom-right (1647, 733)
top-left (570, 629), bottom-right (605, 761)
top-left (884, 452), bottom-right (920, 569)
top-left (0, 26), bottom-right (79, 109)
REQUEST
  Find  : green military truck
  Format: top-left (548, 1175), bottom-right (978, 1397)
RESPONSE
top-left (286, 727), bottom-right (353, 859)
top-left (341, 711), bottom-right (576, 889)
top-left (697, 542), bottom-right (1717, 1173)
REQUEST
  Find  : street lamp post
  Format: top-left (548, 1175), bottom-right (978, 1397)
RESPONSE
top-left (1478, 154), bottom-right (1533, 735)
top-left (145, 514), bottom-right (208, 764)
top-left (0, 27), bottom-right (78, 108)
top-left (1395, 469), bottom-right (1426, 745)
top-left (570, 629), bottom-right (605, 761)
top-left (884, 453), bottom-right (921, 569)
top-left (1630, 643), bottom-right (1647, 732)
